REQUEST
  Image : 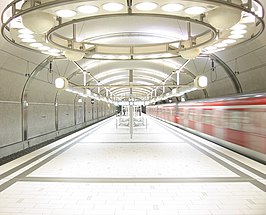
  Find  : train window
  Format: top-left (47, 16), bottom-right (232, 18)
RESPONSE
top-left (242, 111), bottom-right (252, 132)
top-left (228, 111), bottom-right (242, 130)
top-left (261, 112), bottom-right (266, 134)
top-left (189, 109), bottom-right (195, 121)
top-left (202, 109), bottom-right (213, 124)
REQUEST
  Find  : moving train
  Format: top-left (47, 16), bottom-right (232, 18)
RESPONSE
top-left (146, 93), bottom-right (266, 163)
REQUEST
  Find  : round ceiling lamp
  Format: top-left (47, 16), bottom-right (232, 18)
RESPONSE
top-left (161, 3), bottom-right (184, 12)
top-left (64, 50), bottom-right (85, 61)
top-left (185, 6), bottom-right (206, 15)
top-left (207, 0), bottom-right (242, 29)
top-left (135, 2), bottom-right (158, 11)
top-left (194, 75), bottom-right (208, 88)
top-left (180, 47), bottom-right (201, 59)
top-left (21, 11), bottom-right (56, 34)
top-left (102, 3), bottom-right (124, 11)
top-left (77, 5), bottom-right (99, 14)
top-left (56, 9), bottom-right (77, 18)
top-left (55, 77), bottom-right (68, 90)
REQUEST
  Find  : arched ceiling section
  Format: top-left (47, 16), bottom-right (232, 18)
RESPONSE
top-left (0, 0), bottom-right (266, 105)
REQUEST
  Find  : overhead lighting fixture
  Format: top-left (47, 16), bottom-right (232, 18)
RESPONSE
top-left (215, 43), bottom-right (227, 48)
top-left (228, 34), bottom-right (244, 39)
top-left (2, 0), bottom-right (264, 60)
top-left (222, 39), bottom-right (236, 44)
top-left (118, 55), bottom-right (130, 60)
top-left (18, 34), bottom-right (34, 39)
top-left (77, 5), bottom-right (99, 14)
top-left (231, 30), bottom-right (247, 35)
top-left (55, 77), bottom-right (68, 89)
top-left (29, 43), bottom-right (43, 48)
top-left (230, 24), bottom-right (247, 30)
top-left (56, 9), bottom-right (77, 18)
top-left (48, 48), bottom-right (61, 53)
top-left (185, 7), bottom-right (206, 15)
top-left (38, 46), bottom-right (50, 51)
top-left (194, 75), bottom-right (208, 88)
top-left (102, 3), bottom-right (124, 11)
top-left (135, 2), bottom-right (158, 11)
top-left (21, 38), bottom-right (36, 43)
top-left (18, 28), bottom-right (33, 34)
top-left (161, 3), bottom-right (184, 12)
top-left (42, 51), bottom-right (61, 56)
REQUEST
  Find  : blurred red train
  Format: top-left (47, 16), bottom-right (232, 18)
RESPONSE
top-left (146, 93), bottom-right (266, 163)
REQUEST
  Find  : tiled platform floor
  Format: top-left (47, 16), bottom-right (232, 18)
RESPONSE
top-left (0, 116), bottom-right (265, 215)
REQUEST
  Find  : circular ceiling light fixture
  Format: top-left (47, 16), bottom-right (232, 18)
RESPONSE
top-left (230, 23), bottom-right (247, 30)
top-left (56, 9), bottom-right (77, 18)
top-left (222, 39), bottom-right (236, 44)
top-left (102, 2), bottom-right (124, 11)
top-left (215, 42), bottom-right (228, 48)
top-left (135, 2), bottom-right (158, 11)
top-left (64, 50), bottom-right (85, 61)
top-left (48, 48), bottom-right (61, 53)
top-left (228, 34), bottom-right (244, 39)
top-left (231, 29), bottom-right (247, 35)
top-left (29, 43), bottom-right (43, 48)
top-left (77, 5), bottom-right (99, 14)
top-left (18, 34), bottom-right (34, 39)
top-left (185, 6), bottom-right (206, 15)
top-left (55, 77), bottom-right (68, 90)
top-left (21, 38), bottom-right (36, 43)
top-left (18, 28), bottom-right (33, 34)
top-left (38, 46), bottom-right (50, 51)
top-left (194, 75), bottom-right (208, 88)
top-left (161, 3), bottom-right (184, 12)
top-left (22, 12), bottom-right (56, 34)
top-left (1, 0), bottom-right (264, 60)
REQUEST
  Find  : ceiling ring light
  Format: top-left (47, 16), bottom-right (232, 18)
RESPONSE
top-left (1, 0), bottom-right (264, 60)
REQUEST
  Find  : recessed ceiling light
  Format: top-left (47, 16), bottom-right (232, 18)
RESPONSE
top-left (222, 39), bottom-right (236, 44)
top-left (228, 34), bottom-right (244, 39)
top-left (18, 34), bottom-right (34, 39)
top-left (161, 3), bottom-right (184, 12)
top-left (29, 43), bottom-right (43, 48)
top-left (231, 30), bottom-right (247, 35)
top-left (48, 48), bottom-right (61, 53)
top-left (185, 6), bottom-right (206, 15)
top-left (204, 46), bottom-right (217, 51)
top-left (135, 2), bottom-right (158, 11)
top-left (135, 55), bottom-right (146, 59)
top-left (38, 46), bottom-right (50, 51)
top-left (102, 3), bottom-right (124, 11)
top-left (42, 51), bottom-right (61, 56)
top-left (77, 5), bottom-right (99, 14)
top-left (21, 38), bottom-right (36, 43)
top-left (215, 43), bottom-right (228, 48)
top-left (18, 28), bottom-right (33, 34)
top-left (56, 9), bottom-right (77, 18)
top-left (118, 55), bottom-right (130, 60)
top-left (230, 24), bottom-right (247, 30)
top-left (10, 20), bottom-right (24, 29)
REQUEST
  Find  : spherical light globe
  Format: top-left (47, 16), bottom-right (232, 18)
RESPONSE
top-left (22, 11), bottom-right (55, 34)
top-left (55, 77), bottom-right (68, 90)
top-left (64, 51), bottom-right (85, 61)
top-left (194, 75), bottom-right (208, 88)
top-left (207, 0), bottom-right (242, 30)
top-left (180, 48), bottom-right (201, 59)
